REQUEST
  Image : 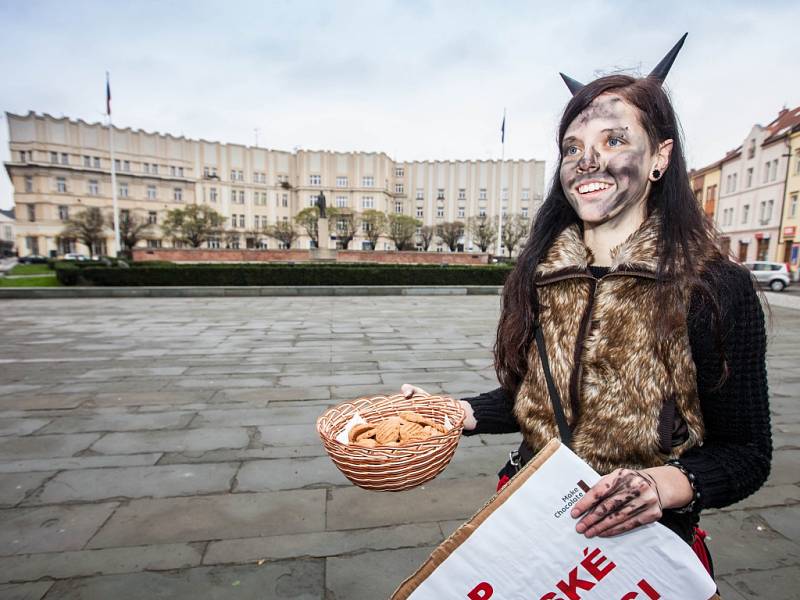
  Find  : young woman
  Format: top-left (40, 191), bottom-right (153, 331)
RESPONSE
top-left (402, 36), bottom-right (771, 570)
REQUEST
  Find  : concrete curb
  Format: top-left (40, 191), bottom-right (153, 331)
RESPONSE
top-left (0, 285), bottom-right (503, 299)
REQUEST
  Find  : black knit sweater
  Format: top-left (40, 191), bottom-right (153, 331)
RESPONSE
top-left (463, 260), bottom-right (771, 525)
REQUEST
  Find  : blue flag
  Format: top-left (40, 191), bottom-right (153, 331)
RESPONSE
top-left (501, 114), bottom-right (505, 144)
top-left (106, 73), bottom-right (112, 116)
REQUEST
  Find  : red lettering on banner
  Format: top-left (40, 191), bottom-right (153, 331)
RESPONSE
top-left (619, 579), bottom-right (661, 599)
top-left (538, 594), bottom-right (559, 600)
top-left (581, 547), bottom-right (616, 581)
top-left (467, 582), bottom-right (493, 599)
top-left (555, 567), bottom-right (596, 600)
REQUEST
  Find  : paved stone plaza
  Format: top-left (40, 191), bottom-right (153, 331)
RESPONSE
top-left (0, 296), bottom-right (798, 599)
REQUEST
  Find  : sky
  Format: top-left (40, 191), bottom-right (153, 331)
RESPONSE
top-left (2, 0), bottom-right (799, 210)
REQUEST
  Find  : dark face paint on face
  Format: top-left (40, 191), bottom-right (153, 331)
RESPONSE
top-left (559, 94), bottom-right (655, 225)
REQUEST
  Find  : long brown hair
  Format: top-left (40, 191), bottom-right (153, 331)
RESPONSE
top-left (494, 75), bottom-right (725, 399)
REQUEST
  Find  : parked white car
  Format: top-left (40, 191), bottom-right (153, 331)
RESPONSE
top-left (63, 253), bottom-right (89, 261)
top-left (743, 261), bottom-right (792, 292)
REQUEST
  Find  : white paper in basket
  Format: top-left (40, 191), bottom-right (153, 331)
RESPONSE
top-left (336, 411), bottom-right (454, 445)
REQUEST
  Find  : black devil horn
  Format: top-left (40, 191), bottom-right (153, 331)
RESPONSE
top-left (648, 33), bottom-right (688, 83)
top-left (559, 72), bottom-right (585, 96)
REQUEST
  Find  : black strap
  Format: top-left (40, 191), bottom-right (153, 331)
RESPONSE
top-left (534, 323), bottom-right (573, 449)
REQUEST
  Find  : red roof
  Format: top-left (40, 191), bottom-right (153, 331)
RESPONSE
top-left (763, 105), bottom-right (800, 146)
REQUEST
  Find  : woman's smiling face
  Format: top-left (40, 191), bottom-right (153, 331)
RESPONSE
top-left (560, 93), bottom-right (659, 225)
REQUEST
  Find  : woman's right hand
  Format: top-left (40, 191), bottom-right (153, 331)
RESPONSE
top-left (400, 383), bottom-right (477, 431)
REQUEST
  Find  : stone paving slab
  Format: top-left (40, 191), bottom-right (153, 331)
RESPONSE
top-left (0, 297), bottom-right (797, 597)
top-left (0, 542), bottom-right (203, 584)
top-left (0, 503), bottom-right (118, 556)
top-left (0, 472), bottom-right (55, 507)
top-left (28, 463), bottom-right (239, 504)
top-left (90, 427), bottom-right (249, 454)
top-left (86, 490), bottom-right (326, 548)
top-left (44, 560), bottom-right (324, 600)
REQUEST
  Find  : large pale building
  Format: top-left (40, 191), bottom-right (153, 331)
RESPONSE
top-left (5, 111), bottom-right (545, 257)
top-left (778, 121), bottom-right (800, 272)
top-left (715, 106), bottom-right (800, 262)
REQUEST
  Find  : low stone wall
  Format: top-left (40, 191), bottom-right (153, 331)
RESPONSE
top-left (132, 248), bottom-right (489, 265)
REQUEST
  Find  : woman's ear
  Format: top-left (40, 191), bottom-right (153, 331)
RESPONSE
top-left (650, 139), bottom-right (674, 181)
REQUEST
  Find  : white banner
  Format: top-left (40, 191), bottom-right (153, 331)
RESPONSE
top-left (394, 441), bottom-right (716, 600)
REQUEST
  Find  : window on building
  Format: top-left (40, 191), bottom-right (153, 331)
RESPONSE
top-left (395, 183), bottom-right (404, 194)
top-left (479, 188), bottom-right (487, 200)
top-left (437, 206), bottom-right (445, 218)
top-left (437, 188), bottom-right (445, 200)
top-left (742, 204), bottom-right (750, 224)
top-left (479, 207), bottom-right (486, 217)
top-left (790, 193), bottom-right (798, 218)
top-left (174, 188), bottom-right (183, 202)
top-left (25, 176), bottom-right (33, 192)
top-left (169, 166), bottom-right (176, 176)
top-left (362, 196), bottom-right (374, 209)
top-left (88, 180), bottom-right (98, 195)
top-left (796, 158), bottom-right (800, 176)
top-left (231, 215), bottom-right (237, 228)
top-left (457, 189), bottom-right (466, 200)
top-left (83, 155), bottom-right (91, 167)
top-left (747, 139), bottom-right (756, 159)
top-left (58, 205), bottom-right (69, 221)
top-left (765, 199), bottom-right (774, 223)
top-left (458, 206), bottom-right (465, 218)
top-left (395, 201), bottom-right (403, 214)
top-left (147, 185), bottom-right (157, 200)
top-left (148, 211), bottom-right (157, 225)
top-left (308, 195), bottom-right (318, 207)
top-left (208, 237), bottom-right (220, 249)
top-left (395, 167), bottom-right (404, 177)
top-left (361, 221), bottom-right (370, 233)
top-left (210, 188), bottom-right (218, 203)
top-left (93, 156), bottom-right (101, 168)
top-left (362, 176), bottom-right (374, 187)
top-left (123, 160), bottom-right (130, 172)
top-left (416, 207), bottom-right (423, 218)
top-left (178, 167), bottom-right (184, 177)
top-left (61, 153), bottom-right (68, 165)
top-left (502, 188), bottom-right (509, 200)
top-left (49, 151), bottom-right (57, 163)
top-left (416, 188), bottom-right (424, 200)
top-left (115, 159), bottom-right (121, 171)
top-left (254, 215), bottom-right (260, 229)
top-left (746, 168), bottom-right (753, 188)
top-left (147, 239), bottom-right (162, 248)
top-left (335, 196), bottom-right (348, 208)
top-left (522, 188), bottom-right (530, 200)
top-left (732, 173), bottom-right (737, 191)
top-left (309, 174), bottom-right (321, 186)
top-left (56, 177), bottom-right (67, 193)
top-left (239, 215), bottom-right (245, 228)
top-left (27, 204), bottom-right (36, 222)
top-left (771, 159), bottom-right (778, 181)
top-left (336, 176), bottom-right (348, 187)
top-left (763, 162), bottom-right (770, 184)
top-left (119, 182), bottom-right (128, 197)
top-left (239, 190), bottom-right (245, 204)
top-left (282, 194), bottom-right (288, 207)
top-left (522, 207), bottom-right (529, 218)
top-left (120, 209), bottom-right (130, 223)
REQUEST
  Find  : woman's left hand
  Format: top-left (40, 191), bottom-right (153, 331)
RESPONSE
top-left (570, 468), bottom-right (663, 538)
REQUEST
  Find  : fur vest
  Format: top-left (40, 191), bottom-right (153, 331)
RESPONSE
top-left (514, 217), bottom-right (707, 474)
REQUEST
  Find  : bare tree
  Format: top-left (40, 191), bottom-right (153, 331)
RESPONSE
top-left (61, 207), bottom-right (107, 255)
top-left (330, 208), bottom-right (360, 249)
top-left (361, 209), bottom-right (388, 250)
top-left (501, 214), bottom-right (531, 258)
top-left (295, 206), bottom-right (320, 247)
top-left (117, 212), bottom-right (152, 257)
top-left (438, 221), bottom-right (465, 252)
top-left (161, 205), bottom-right (224, 248)
top-left (466, 215), bottom-right (497, 253)
top-left (418, 225), bottom-right (435, 251)
top-left (387, 214), bottom-right (421, 251)
top-left (266, 220), bottom-right (299, 249)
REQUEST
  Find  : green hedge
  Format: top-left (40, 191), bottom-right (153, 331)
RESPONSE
top-left (54, 263), bottom-right (512, 287)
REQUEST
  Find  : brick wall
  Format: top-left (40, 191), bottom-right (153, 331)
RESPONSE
top-left (132, 248), bottom-right (489, 265)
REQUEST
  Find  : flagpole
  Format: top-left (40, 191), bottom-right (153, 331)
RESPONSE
top-left (107, 72), bottom-right (121, 257)
top-left (496, 108), bottom-right (506, 259)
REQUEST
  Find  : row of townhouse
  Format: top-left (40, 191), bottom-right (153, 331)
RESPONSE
top-left (690, 105), bottom-right (800, 269)
top-left (4, 111), bottom-right (545, 257)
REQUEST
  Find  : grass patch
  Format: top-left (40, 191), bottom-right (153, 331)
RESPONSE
top-left (0, 274), bottom-right (61, 287)
top-left (9, 264), bottom-right (51, 275)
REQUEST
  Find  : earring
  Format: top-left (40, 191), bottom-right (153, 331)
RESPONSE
top-left (652, 169), bottom-right (661, 180)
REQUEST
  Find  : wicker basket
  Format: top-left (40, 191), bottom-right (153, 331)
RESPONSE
top-left (316, 393), bottom-right (465, 492)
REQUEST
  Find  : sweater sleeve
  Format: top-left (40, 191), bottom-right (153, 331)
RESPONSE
top-left (678, 261), bottom-right (772, 510)
top-left (460, 387), bottom-right (521, 436)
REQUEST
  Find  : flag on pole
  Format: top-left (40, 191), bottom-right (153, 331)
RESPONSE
top-left (106, 72), bottom-right (112, 116)
top-left (500, 113), bottom-right (505, 144)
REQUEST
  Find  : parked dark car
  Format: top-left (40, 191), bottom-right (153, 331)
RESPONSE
top-left (18, 254), bottom-right (48, 264)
